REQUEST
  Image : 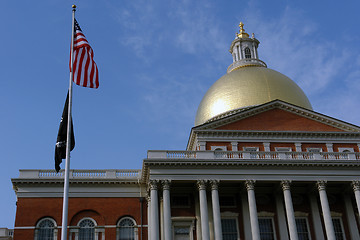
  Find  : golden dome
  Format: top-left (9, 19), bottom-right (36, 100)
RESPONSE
top-left (194, 66), bottom-right (312, 126)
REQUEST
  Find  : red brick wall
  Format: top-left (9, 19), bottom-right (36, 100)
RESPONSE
top-left (14, 197), bottom-right (146, 240)
top-left (301, 143), bottom-right (327, 152)
top-left (333, 143), bottom-right (359, 152)
top-left (216, 109), bottom-right (344, 132)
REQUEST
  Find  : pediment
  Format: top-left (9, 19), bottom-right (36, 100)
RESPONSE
top-left (193, 100), bottom-right (360, 132)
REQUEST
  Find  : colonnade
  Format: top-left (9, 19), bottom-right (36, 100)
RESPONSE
top-left (147, 180), bottom-right (360, 240)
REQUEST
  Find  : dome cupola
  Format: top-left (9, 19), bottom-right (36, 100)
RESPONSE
top-left (194, 22), bottom-right (312, 126)
top-left (228, 22), bottom-right (267, 72)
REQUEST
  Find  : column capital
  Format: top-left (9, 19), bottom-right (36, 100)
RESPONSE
top-left (210, 180), bottom-right (220, 190)
top-left (281, 180), bottom-right (292, 191)
top-left (245, 180), bottom-right (256, 191)
top-left (197, 180), bottom-right (208, 191)
top-left (316, 180), bottom-right (327, 191)
top-left (149, 179), bottom-right (159, 191)
top-left (352, 181), bottom-right (360, 191)
top-left (162, 179), bottom-right (171, 190)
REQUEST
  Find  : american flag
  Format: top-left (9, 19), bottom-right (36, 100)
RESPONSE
top-left (71, 19), bottom-right (99, 88)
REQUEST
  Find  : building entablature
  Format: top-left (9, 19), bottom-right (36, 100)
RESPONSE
top-left (12, 169), bottom-right (144, 196)
top-left (194, 129), bottom-right (360, 140)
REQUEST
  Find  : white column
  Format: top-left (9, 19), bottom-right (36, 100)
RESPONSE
top-left (210, 180), bottom-right (223, 240)
top-left (281, 181), bottom-right (298, 240)
top-left (317, 181), bottom-right (335, 240)
top-left (245, 180), bottom-right (260, 240)
top-left (343, 194), bottom-right (360, 239)
top-left (352, 181), bottom-right (360, 217)
top-left (326, 143), bottom-right (333, 152)
top-left (295, 143), bottom-right (302, 152)
top-left (275, 194), bottom-right (289, 240)
top-left (149, 180), bottom-right (159, 240)
top-left (231, 142), bottom-right (238, 151)
top-left (198, 180), bottom-right (210, 240)
top-left (241, 192), bottom-right (252, 240)
top-left (309, 194), bottom-right (325, 240)
top-left (252, 42), bottom-right (257, 59)
top-left (162, 180), bottom-right (172, 240)
top-left (239, 42), bottom-right (244, 59)
top-left (263, 143), bottom-right (270, 152)
top-left (199, 141), bottom-right (206, 151)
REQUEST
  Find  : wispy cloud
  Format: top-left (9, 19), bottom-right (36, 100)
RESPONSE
top-left (240, 4), bottom-right (360, 124)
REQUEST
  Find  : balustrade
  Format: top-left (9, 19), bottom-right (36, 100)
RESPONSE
top-left (147, 150), bottom-right (359, 161)
top-left (19, 169), bottom-right (141, 179)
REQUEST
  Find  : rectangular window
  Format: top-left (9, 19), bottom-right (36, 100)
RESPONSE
top-left (307, 148), bottom-right (322, 153)
top-left (332, 217), bottom-right (345, 240)
top-left (259, 218), bottom-right (276, 240)
top-left (221, 218), bottom-right (238, 240)
top-left (174, 226), bottom-right (190, 240)
top-left (275, 147), bottom-right (292, 152)
top-left (243, 147), bottom-right (259, 152)
top-left (295, 217), bottom-right (311, 240)
top-left (172, 219), bottom-right (194, 240)
top-left (244, 147), bottom-right (259, 159)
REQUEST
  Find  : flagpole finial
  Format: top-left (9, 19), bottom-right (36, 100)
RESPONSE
top-left (72, 4), bottom-right (77, 9)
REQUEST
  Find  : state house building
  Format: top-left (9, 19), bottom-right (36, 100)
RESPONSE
top-left (11, 23), bottom-right (360, 240)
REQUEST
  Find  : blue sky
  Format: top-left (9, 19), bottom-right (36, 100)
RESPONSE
top-left (1, 0), bottom-right (360, 228)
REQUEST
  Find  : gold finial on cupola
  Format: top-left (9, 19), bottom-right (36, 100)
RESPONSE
top-left (237, 22), bottom-right (249, 38)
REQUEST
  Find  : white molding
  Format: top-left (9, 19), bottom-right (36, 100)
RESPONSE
top-left (211, 146), bottom-right (227, 151)
top-left (258, 211), bottom-right (275, 217)
top-left (294, 211), bottom-right (309, 217)
top-left (338, 147), bottom-right (354, 152)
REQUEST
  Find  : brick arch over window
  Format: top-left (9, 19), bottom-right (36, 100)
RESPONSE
top-left (70, 209), bottom-right (105, 226)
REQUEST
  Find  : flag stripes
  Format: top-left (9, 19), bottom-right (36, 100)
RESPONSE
top-left (71, 19), bottom-right (99, 88)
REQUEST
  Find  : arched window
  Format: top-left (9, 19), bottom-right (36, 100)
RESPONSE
top-left (117, 217), bottom-right (137, 240)
top-left (35, 218), bottom-right (57, 240)
top-left (244, 47), bottom-right (251, 59)
top-left (78, 218), bottom-right (96, 240)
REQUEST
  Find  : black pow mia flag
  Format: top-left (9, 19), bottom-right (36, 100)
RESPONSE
top-left (55, 92), bottom-right (75, 172)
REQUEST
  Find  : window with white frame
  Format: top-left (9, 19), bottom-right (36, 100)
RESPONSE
top-left (332, 217), bottom-right (346, 240)
top-left (307, 148), bottom-right (322, 153)
top-left (221, 218), bottom-right (239, 240)
top-left (243, 147), bottom-right (259, 159)
top-left (243, 147), bottom-right (259, 152)
top-left (172, 218), bottom-right (195, 240)
top-left (275, 147), bottom-right (292, 152)
top-left (78, 218), bottom-right (96, 240)
top-left (258, 217), bottom-right (276, 240)
top-left (34, 217), bottom-right (57, 240)
top-left (211, 146), bottom-right (227, 151)
top-left (295, 217), bottom-right (311, 240)
top-left (338, 147), bottom-right (354, 153)
top-left (117, 217), bottom-right (137, 240)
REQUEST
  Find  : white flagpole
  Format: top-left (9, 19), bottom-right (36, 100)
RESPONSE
top-left (61, 5), bottom-right (76, 240)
